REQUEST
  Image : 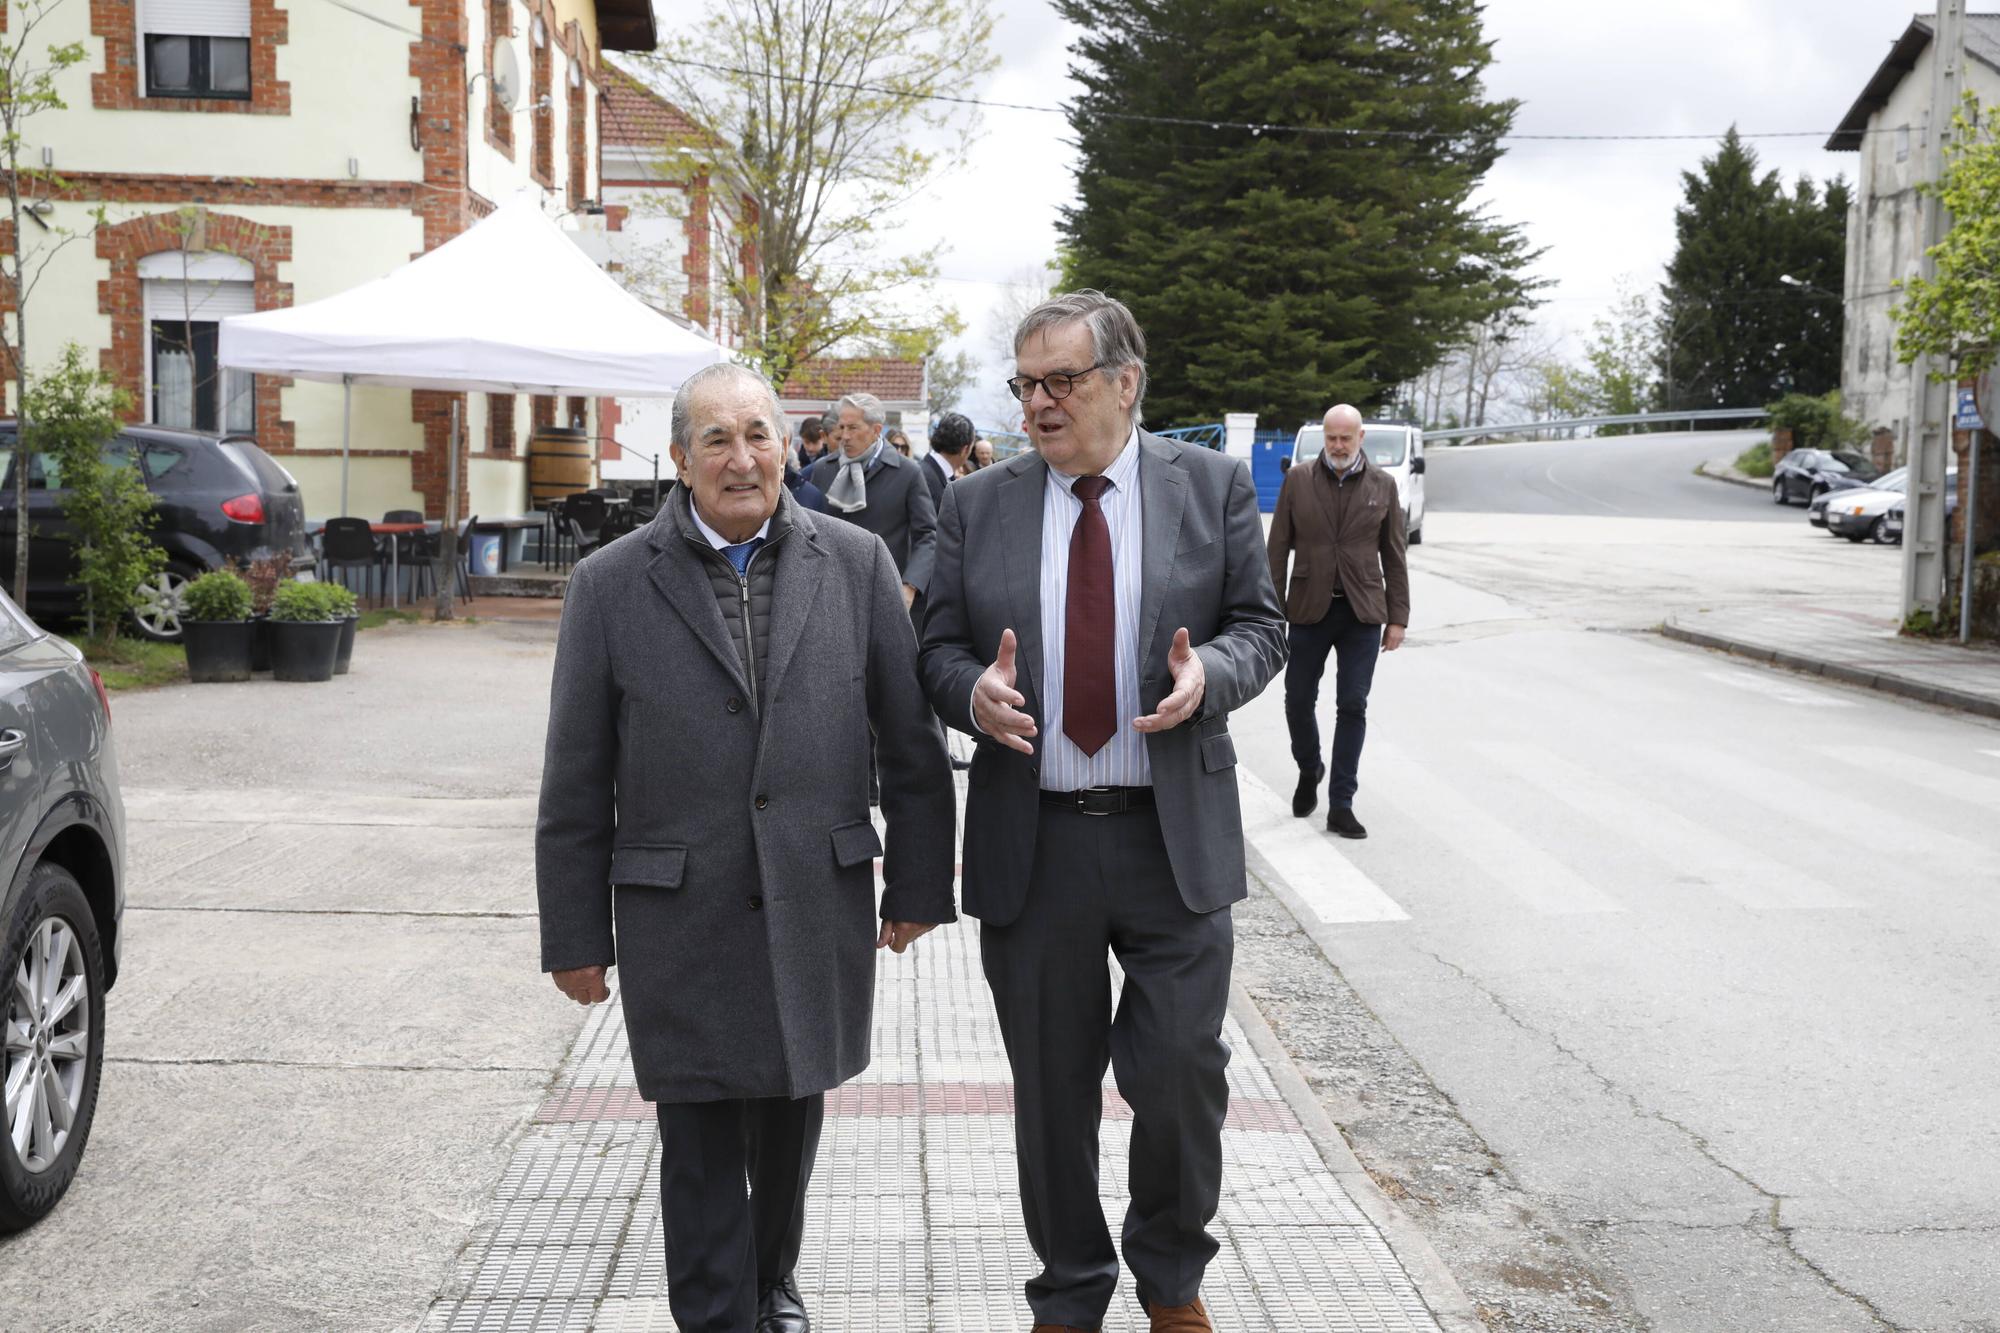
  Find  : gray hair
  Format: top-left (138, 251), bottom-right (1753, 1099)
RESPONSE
top-left (671, 362), bottom-right (786, 452)
top-left (1013, 288), bottom-right (1148, 427)
top-left (836, 392), bottom-right (886, 427)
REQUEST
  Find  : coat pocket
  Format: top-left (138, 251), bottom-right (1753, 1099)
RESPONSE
top-left (830, 820), bottom-right (884, 869)
top-left (1201, 731), bottom-right (1238, 773)
top-left (609, 844), bottom-right (687, 888)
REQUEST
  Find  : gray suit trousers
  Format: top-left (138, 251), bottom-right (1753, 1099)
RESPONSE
top-left (979, 805), bottom-right (1233, 1324)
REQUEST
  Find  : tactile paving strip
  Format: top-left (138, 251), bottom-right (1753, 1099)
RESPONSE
top-left (423, 774), bottom-right (1441, 1332)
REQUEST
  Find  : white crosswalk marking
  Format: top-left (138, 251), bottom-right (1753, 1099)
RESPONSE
top-left (1367, 749), bottom-right (1623, 915)
top-left (1239, 768), bottom-right (1410, 924)
top-left (1480, 743), bottom-right (1852, 912)
top-left (1701, 668), bottom-right (1857, 708)
top-left (1819, 746), bottom-right (2000, 811)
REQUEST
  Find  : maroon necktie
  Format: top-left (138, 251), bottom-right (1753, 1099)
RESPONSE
top-left (1064, 475), bottom-right (1116, 757)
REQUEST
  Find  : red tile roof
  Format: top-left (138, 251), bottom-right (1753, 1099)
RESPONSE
top-left (778, 357), bottom-right (926, 404)
top-left (599, 65), bottom-right (708, 147)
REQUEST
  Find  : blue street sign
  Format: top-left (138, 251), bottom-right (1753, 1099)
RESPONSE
top-left (1955, 388), bottom-right (1984, 431)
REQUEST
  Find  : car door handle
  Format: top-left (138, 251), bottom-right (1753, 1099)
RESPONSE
top-left (0, 729), bottom-right (25, 762)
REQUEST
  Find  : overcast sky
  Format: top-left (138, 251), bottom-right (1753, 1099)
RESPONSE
top-left (885, 0), bottom-right (1928, 427)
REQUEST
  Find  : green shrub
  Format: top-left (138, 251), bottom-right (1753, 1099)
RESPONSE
top-left (181, 569), bottom-right (254, 621)
top-left (1765, 390), bottom-right (1869, 452)
top-left (1734, 441), bottom-right (1774, 478)
top-left (269, 580), bottom-right (341, 623)
top-left (322, 582), bottom-right (359, 619)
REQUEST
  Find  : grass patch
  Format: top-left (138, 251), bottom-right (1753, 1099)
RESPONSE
top-left (58, 634), bottom-right (187, 691)
top-left (1734, 440), bottom-right (1774, 478)
top-left (356, 608), bottom-right (423, 631)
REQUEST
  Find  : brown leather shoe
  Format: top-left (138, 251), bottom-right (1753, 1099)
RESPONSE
top-left (1144, 1297), bottom-right (1213, 1332)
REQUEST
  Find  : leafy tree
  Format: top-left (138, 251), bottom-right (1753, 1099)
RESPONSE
top-left (22, 345), bottom-right (163, 641)
top-left (1895, 96), bottom-right (2000, 375)
top-left (1657, 129), bottom-right (1848, 411)
top-left (3, 0), bottom-right (113, 602)
top-left (1575, 282), bottom-right (1660, 433)
top-left (630, 0), bottom-right (996, 383)
top-left (925, 347), bottom-right (976, 417)
top-left (1056, 0), bottom-right (1540, 428)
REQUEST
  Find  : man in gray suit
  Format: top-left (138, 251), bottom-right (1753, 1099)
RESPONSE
top-left (538, 362), bottom-right (955, 1333)
top-left (920, 291), bottom-right (1287, 1333)
top-left (809, 391), bottom-right (937, 609)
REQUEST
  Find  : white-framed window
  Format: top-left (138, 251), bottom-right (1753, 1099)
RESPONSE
top-left (141, 0), bottom-right (252, 99)
top-left (140, 251), bottom-right (257, 433)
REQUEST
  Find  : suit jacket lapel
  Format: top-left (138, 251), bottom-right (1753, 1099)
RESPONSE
top-left (758, 503), bottom-right (825, 703)
top-left (997, 454), bottom-right (1047, 715)
top-left (1136, 434), bottom-right (1188, 662)
top-left (644, 503), bottom-right (752, 697)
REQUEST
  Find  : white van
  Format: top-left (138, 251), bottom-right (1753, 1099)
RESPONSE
top-left (1289, 420), bottom-right (1427, 544)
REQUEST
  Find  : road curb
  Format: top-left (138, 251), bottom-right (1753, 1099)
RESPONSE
top-left (1227, 984), bottom-right (1485, 1333)
top-left (1659, 622), bottom-right (2000, 721)
top-left (1693, 459), bottom-right (1767, 490)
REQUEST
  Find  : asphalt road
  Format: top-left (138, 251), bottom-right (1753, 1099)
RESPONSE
top-left (1425, 429), bottom-right (1790, 522)
top-left (1234, 429), bottom-right (2000, 1331)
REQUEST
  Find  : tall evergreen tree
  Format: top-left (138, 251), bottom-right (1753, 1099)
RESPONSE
top-left (1054, 0), bottom-right (1539, 428)
top-left (1657, 130), bottom-right (1848, 410)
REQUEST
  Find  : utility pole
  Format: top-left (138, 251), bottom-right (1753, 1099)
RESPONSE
top-left (1905, 0), bottom-right (1966, 622)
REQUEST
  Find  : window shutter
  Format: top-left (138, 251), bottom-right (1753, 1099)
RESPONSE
top-left (142, 0), bottom-right (251, 40)
top-left (145, 278), bottom-right (257, 322)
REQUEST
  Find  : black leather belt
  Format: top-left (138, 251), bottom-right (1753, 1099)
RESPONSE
top-left (1039, 785), bottom-right (1156, 816)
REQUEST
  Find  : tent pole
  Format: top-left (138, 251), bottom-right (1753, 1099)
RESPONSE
top-left (340, 375), bottom-right (353, 517)
top-left (437, 398), bottom-right (461, 621)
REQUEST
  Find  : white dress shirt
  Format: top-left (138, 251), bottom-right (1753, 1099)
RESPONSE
top-left (926, 449), bottom-right (955, 490)
top-left (1038, 428), bottom-right (1148, 790)
top-left (688, 503), bottom-right (771, 553)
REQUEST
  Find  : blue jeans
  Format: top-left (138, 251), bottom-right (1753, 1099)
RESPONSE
top-left (1283, 597), bottom-right (1382, 809)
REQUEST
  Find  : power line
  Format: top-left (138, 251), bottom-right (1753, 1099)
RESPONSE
top-left (654, 55), bottom-right (1885, 145)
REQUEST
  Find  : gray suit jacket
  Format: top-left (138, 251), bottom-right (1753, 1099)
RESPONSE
top-left (809, 445), bottom-right (939, 593)
top-left (919, 434), bottom-right (1287, 925)
top-left (536, 489), bottom-right (956, 1103)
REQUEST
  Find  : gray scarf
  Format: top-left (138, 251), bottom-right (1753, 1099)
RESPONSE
top-left (825, 448), bottom-right (873, 513)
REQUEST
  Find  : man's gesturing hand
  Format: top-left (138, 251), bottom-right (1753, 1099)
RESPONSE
top-left (1133, 627), bottom-right (1206, 733)
top-left (972, 627), bottom-right (1038, 754)
top-left (877, 921), bottom-right (937, 953)
top-left (552, 965), bottom-right (609, 1006)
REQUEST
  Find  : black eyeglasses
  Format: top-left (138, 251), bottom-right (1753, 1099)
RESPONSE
top-left (1006, 364), bottom-right (1105, 402)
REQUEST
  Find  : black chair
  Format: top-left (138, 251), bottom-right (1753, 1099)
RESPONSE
top-left (407, 515), bottom-right (476, 603)
top-left (320, 517), bottom-right (388, 607)
top-left (382, 510), bottom-right (425, 599)
top-left (563, 492), bottom-right (609, 562)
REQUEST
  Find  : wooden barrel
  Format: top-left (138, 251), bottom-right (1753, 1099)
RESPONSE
top-left (529, 427), bottom-right (594, 504)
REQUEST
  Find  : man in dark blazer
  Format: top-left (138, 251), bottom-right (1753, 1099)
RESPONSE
top-left (923, 411), bottom-right (975, 511)
top-left (1265, 403), bottom-right (1409, 837)
top-left (920, 291), bottom-right (1287, 1333)
top-left (808, 391), bottom-right (937, 610)
top-left (538, 362), bottom-right (955, 1333)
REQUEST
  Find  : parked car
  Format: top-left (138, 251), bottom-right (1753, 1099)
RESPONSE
top-left (1809, 467), bottom-right (1905, 528)
top-left (1877, 474), bottom-right (1959, 547)
top-left (0, 424), bottom-right (311, 642)
top-left (0, 584), bottom-right (123, 1232)
top-left (1772, 447), bottom-right (1883, 506)
top-left (1291, 419), bottom-right (1427, 544)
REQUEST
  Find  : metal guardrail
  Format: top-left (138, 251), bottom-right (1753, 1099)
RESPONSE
top-left (1421, 407), bottom-right (1769, 444)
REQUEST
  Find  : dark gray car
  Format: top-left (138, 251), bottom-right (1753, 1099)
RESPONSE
top-left (0, 586), bottom-right (123, 1231)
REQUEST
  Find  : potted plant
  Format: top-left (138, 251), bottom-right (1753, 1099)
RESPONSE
top-left (179, 570), bottom-right (256, 683)
top-left (326, 582), bottom-right (360, 675)
top-left (236, 552), bottom-right (294, 672)
top-left (267, 581), bottom-right (344, 682)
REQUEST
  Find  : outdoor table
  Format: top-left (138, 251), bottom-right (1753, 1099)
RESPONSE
top-left (308, 520), bottom-right (430, 610)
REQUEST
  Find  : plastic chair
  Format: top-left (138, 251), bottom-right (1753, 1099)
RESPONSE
top-left (563, 492), bottom-right (608, 562)
top-left (320, 517), bottom-right (387, 607)
top-left (406, 515), bottom-right (476, 603)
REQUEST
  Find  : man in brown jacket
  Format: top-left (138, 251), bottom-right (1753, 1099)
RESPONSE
top-left (1265, 403), bottom-right (1410, 837)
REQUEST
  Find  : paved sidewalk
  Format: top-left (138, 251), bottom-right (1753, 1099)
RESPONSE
top-left (420, 802), bottom-right (1450, 1331)
top-left (1663, 602), bottom-right (2000, 719)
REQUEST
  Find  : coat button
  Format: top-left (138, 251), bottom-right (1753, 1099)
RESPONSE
top-left (725, 697), bottom-right (742, 714)
top-left (755, 794), bottom-right (769, 809)
top-left (748, 895), bottom-right (763, 911)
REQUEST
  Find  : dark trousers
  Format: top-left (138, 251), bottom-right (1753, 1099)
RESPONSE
top-left (654, 1093), bottom-right (825, 1333)
top-left (980, 805), bottom-right (1233, 1325)
top-left (1283, 596), bottom-right (1383, 809)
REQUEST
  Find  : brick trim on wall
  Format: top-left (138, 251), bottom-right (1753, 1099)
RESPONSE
top-left (565, 21), bottom-right (588, 209)
top-left (483, 0), bottom-right (514, 159)
top-left (95, 208), bottom-right (295, 448)
top-left (41, 173), bottom-right (421, 208)
top-left (91, 0), bottom-right (292, 115)
top-left (487, 392), bottom-right (515, 456)
top-left (528, 0), bottom-right (554, 188)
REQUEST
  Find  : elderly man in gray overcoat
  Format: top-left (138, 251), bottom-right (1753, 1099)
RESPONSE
top-left (537, 361), bottom-right (956, 1333)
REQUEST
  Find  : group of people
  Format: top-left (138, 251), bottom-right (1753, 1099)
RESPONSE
top-left (535, 289), bottom-right (1412, 1333)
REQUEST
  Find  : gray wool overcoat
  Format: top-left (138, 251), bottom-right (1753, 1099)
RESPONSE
top-left (536, 487), bottom-right (957, 1104)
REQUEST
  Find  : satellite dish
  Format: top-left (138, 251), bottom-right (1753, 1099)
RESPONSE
top-left (491, 38), bottom-right (521, 112)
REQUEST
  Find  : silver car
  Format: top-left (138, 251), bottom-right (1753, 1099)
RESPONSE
top-left (0, 585), bottom-right (124, 1231)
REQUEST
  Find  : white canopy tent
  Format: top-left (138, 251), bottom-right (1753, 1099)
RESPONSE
top-left (219, 193), bottom-right (725, 514)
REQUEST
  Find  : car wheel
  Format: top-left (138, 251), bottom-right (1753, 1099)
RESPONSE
top-left (0, 862), bottom-right (106, 1233)
top-left (1809, 484), bottom-right (1827, 503)
top-left (128, 562), bottom-right (198, 643)
top-left (1773, 479), bottom-right (1788, 505)
top-left (1871, 516), bottom-right (1893, 544)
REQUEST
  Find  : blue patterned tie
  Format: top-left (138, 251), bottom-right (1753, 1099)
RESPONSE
top-left (722, 537), bottom-right (764, 576)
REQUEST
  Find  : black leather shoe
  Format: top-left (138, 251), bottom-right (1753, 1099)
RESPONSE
top-left (1327, 807), bottom-right (1367, 839)
top-left (1292, 764), bottom-right (1325, 818)
top-left (758, 1274), bottom-right (810, 1333)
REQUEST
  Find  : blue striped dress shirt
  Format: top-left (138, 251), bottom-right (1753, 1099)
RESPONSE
top-left (1038, 428), bottom-right (1149, 791)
